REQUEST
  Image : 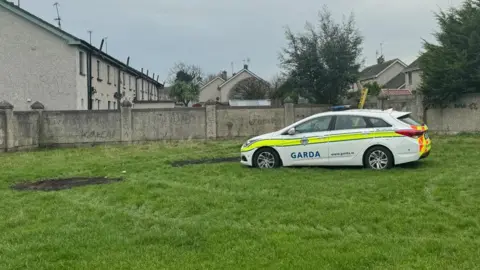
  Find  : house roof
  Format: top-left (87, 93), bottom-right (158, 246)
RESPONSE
top-left (218, 68), bottom-right (269, 88)
top-left (359, 58), bottom-right (406, 81)
top-left (380, 89), bottom-right (412, 96)
top-left (200, 76), bottom-right (225, 90)
top-left (403, 57), bottom-right (421, 72)
top-left (383, 72), bottom-right (406, 89)
top-left (0, 0), bottom-right (162, 88)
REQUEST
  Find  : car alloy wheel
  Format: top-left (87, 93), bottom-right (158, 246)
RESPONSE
top-left (253, 148), bottom-right (280, 169)
top-left (364, 146), bottom-right (393, 170)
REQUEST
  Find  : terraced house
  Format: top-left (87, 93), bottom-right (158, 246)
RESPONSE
top-left (0, 1), bottom-right (164, 111)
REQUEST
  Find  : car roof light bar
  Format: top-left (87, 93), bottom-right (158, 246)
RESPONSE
top-left (330, 105), bottom-right (352, 111)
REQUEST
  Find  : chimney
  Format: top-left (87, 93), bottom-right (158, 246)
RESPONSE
top-left (377, 55), bottom-right (385, 64)
top-left (221, 70), bottom-right (227, 80)
top-left (243, 64), bottom-right (248, 70)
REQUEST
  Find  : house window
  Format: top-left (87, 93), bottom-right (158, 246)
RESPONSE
top-left (408, 72), bottom-right (412, 85)
top-left (123, 73), bottom-right (126, 88)
top-left (79, 51), bottom-right (85, 75)
top-left (129, 76), bottom-right (132, 90)
top-left (96, 60), bottom-right (101, 80)
top-left (141, 79), bottom-right (144, 100)
top-left (113, 101), bottom-right (116, 109)
top-left (108, 101), bottom-right (111, 110)
top-left (107, 65), bottom-right (111, 84)
top-left (97, 100), bottom-right (100, 110)
top-left (81, 98), bottom-right (84, 108)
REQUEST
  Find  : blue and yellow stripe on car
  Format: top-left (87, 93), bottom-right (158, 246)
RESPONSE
top-left (240, 131), bottom-right (403, 152)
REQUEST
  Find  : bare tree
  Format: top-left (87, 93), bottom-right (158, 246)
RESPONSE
top-left (167, 62), bottom-right (204, 85)
top-left (167, 62), bottom-right (204, 106)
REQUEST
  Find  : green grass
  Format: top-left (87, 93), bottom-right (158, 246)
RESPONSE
top-left (1, 136), bottom-right (480, 269)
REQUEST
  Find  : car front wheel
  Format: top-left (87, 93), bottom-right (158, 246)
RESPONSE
top-left (253, 148), bottom-right (281, 169)
top-left (364, 146), bottom-right (393, 170)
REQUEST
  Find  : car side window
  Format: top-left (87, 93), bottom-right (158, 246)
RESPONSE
top-left (367, 117), bottom-right (392, 127)
top-left (295, 116), bottom-right (332, 134)
top-left (334, 115), bottom-right (368, 130)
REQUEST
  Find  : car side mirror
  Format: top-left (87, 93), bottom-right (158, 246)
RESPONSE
top-left (287, 127), bottom-right (296, 135)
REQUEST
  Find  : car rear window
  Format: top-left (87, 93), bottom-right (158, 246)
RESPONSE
top-left (367, 117), bottom-right (392, 127)
top-left (398, 114), bottom-right (423, 126)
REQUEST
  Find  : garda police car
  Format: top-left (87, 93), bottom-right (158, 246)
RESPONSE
top-left (240, 106), bottom-right (431, 170)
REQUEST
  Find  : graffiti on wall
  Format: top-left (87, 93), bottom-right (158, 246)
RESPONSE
top-left (428, 102), bottom-right (478, 110)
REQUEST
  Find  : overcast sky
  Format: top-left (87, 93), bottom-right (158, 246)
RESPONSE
top-left (16, 0), bottom-right (463, 83)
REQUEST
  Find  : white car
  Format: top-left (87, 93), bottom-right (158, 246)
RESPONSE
top-left (240, 107), bottom-right (431, 170)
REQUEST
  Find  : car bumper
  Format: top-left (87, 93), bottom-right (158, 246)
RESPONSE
top-left (240, 149), bottom-right (256, 167)
top-left (420, 149), bottom-right (431, 159)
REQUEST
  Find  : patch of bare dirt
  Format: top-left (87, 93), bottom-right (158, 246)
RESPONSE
top-left (170, 157), bottom-right (238, 167)
top-left (11, 177), bottom-right (123, 191)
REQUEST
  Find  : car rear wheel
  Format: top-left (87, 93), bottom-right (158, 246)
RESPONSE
top-left (364, 146), bottom-right (393, 170)
top-left (253, 148), bottom-right (281, 169)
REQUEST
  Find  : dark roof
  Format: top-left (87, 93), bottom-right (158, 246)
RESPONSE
top-left (360, 59), bottom-right (400, 80)
top-left (383, 72), bottom-right (406, 89)
top-left (403, 57), bottom-right (421, 72)
top-left (0, 0), bottom-right (162, 88)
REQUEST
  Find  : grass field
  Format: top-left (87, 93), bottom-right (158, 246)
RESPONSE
top-left (1, 136), bottom-right (480, 269)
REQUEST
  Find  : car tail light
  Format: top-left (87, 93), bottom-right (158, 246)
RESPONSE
top-left (395, 129), bottom-right (424, 138)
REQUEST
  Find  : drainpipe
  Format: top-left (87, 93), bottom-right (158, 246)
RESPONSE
top-left (117, 68), bottom-right (121, 110)
top-left (87, 50), bottom-right (93, 110)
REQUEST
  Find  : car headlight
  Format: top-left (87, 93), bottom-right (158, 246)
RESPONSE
top-left (242, 138), bottom-right (259, 148)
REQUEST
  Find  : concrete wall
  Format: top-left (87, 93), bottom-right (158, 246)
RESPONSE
top-left (41, 110), bottom-right (121, 146)
top-left (12, 111), bottom-right (40, 150)
top-left (425, 94), bottom-right (480, 133)
top-left (294, 105), bottom-right (331, 121)
top-left (0, 5), bottom-right (78, 111)
top-left (133, 101), bottom-right (175, 109)
top-left (216, 107), bottom-right (285, 138)
top-left (132, 108), bottom-right (206, 141)
top-left (0, 100), bottom-right (330, 152)
top-left (2, 94), bottom-right (480, 152)
top-left (0, 111), bottom-right (5, 150)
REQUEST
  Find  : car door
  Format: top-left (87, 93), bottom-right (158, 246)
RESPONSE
top-left (276, 115), bottom-right (333, 166)
top-left (327, 114), bottom-right (375, 165)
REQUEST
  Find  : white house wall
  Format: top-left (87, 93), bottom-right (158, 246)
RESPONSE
top-left (405, 70), bottom-right (422, 91)
top-left (88, 55), bottom-right (159, 110)
top-left (0, 6), bottom-right (78, 111)
top-left (199, 78), bottom-right (224, 102)
top-left (375, 62), bottom-right (406, 86)
top-left (219, 71), bottom-right (253, 102)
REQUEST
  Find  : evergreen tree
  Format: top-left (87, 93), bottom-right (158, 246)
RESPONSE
top-left (420, 0), bottom-right (480, 106)
top-left (279, 6), bottom-right (363, 104)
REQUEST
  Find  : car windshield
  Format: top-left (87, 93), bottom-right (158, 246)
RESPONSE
top-left (398, 114), bottom-right (423, 126)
